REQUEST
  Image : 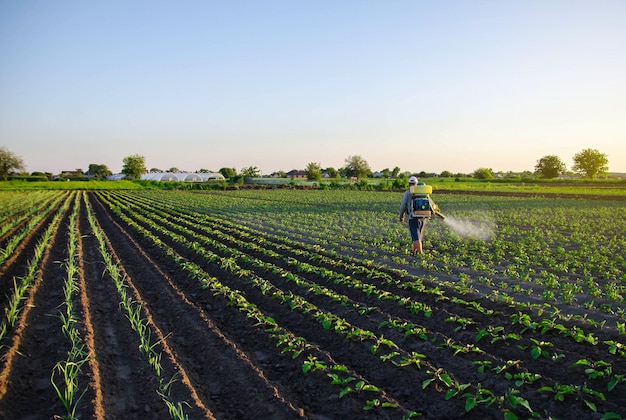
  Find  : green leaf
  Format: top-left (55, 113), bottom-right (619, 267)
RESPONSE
top-left (503, 412), bottom-right (519, 420)
top-left (422, 378), bottom-right (433, 389)
top-left (530, 347), bottom-right (541, 360)
top-left (363, 399), bottom-right (379, 410)
top-left (445, 389), bottom-right (457, 400)
top-left (327, 373), bottom-right (341, 384)
top-left (509, 395), bottom-right (532, 413)
top-left (601, 413), bottom-right (622, 420)
top-left (583, 399), bottom-right (597, 412)
top-left (332, 364), bottom-right (349, 372)
top-left (339, 387), bottom-right (353, 398)
top-left (475, 329), bottom-right (489, 343)
top-left (465, 397), bottom-right (477, 412)
top-left (440, 373), bottom-right (454, 387)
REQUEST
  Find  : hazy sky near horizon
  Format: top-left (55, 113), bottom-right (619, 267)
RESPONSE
top-left (1, 1), bottom-right (625, 175)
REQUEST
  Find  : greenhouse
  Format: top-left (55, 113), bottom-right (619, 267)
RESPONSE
top-left (141, 172), bottom-right (225, 182)
top-left (107, 172), bottom-right (225, 181)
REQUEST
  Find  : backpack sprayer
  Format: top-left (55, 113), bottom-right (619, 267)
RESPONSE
top-left (410, 183), bottom-right (446, 220)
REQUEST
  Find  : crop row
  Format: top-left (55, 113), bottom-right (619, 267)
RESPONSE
top-left (121, 191), bottom-right (625, 356)
top-left (0, 192), bottom-right (70, 344)
top-left (96, 191), bottom-right (421, 417)
top-left (96, 190), bottom-right (626, 418)
top-left (1, 192), bottom-right (84, 418)
top-left (2, 188), bottom-right (623, 418)
top-left (138, 189), bottom-right (626, 324)
top-left (83, 192), bottom-right (193, 418)
top-left (1, 192), bottom-right (208, 418)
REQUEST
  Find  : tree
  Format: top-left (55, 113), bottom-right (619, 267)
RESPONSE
top-left (343, 155), bottom-right (371, 179)
top-left (87, 163), bottom-right (112, 179)
top-left (219, 167), bottom-right (237, 179)
top-left (391, 167), bottom-right (401, 178)
top-left (392, 173), bottom-right (408, 189)
top-left (534, 155), bottom-right (566, 179)
top-left (240, 166), bottom-right (260, 178)
top-left (121, 154), bottom-right (146, 180)
top-left (572, 148), bottom-right (608, 178)
top-left (324, 167), bottom-right (339, 178)
top-left (473, 168), bottom-right (494, 180)
top-left (305, 162), bottom-right (322, 182)
top-left (31, 171), bottom-right (52, 180)
top-left (0, 147), bottom-right (25, 181)
top-left (440, 170), bottom-right (453, 178)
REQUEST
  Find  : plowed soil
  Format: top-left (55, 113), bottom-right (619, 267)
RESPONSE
top-left (0, 191), bottom-right (624, 419)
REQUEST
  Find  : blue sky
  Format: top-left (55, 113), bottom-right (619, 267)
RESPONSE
top-left (1, 1), bottom-right (625, 175)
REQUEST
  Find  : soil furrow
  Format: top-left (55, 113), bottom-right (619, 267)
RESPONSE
top-left (0, 196), bottom-right (72, 418)
top-left (112, 190), bottom-right (626, 418)
top-left (108, 193), bottom-right (503, 418)
top-left (90, 192), bottom-right (309, 419)
top-left (79, 197), bottom-right (171, 419)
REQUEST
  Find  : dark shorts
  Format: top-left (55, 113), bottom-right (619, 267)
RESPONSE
top-left (408, 217), bottom-right (427, 242)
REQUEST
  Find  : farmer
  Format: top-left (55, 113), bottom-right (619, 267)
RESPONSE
top-left (399, 176), bottom-right (428, 255)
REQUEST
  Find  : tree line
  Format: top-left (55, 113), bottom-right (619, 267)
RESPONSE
top-left (0, 146), bottom-right (611, 182)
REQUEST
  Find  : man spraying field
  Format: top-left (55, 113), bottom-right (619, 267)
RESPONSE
top-left (399, 176), bottom-right (445, 255)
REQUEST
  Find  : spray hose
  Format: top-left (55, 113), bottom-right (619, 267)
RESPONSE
top-left (430, 200), bottom-right (446, 220)
top-left (433, 210), bottom-right (446, 220)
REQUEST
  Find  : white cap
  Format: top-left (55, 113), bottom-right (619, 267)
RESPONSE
top-left (408, 176), bottom-right (418, 184)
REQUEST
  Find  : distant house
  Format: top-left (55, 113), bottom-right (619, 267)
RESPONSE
top-left (286, 170), bottom-right (307, 179)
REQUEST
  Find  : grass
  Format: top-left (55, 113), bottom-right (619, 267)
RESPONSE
top-left (426, 177), bottom-right (626, 196)
top-left (0, 180), bottom-right (145, 190)
top-left (1, 177), bottom-right (625, 196)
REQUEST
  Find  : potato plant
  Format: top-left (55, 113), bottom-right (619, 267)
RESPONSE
top-left (1, 189), bottom-right (624, 419)
top-left (97, 189), bottom-right (626, 418)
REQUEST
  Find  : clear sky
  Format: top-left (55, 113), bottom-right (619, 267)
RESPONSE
top-left (1, 1), bottom-right (625, 175)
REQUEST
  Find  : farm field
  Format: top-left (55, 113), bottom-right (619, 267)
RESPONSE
top-left (0, 189), bottom-right (625, 419)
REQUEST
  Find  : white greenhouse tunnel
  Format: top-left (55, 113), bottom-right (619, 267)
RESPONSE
top-left (107, 172), bottom-right (225, 181)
